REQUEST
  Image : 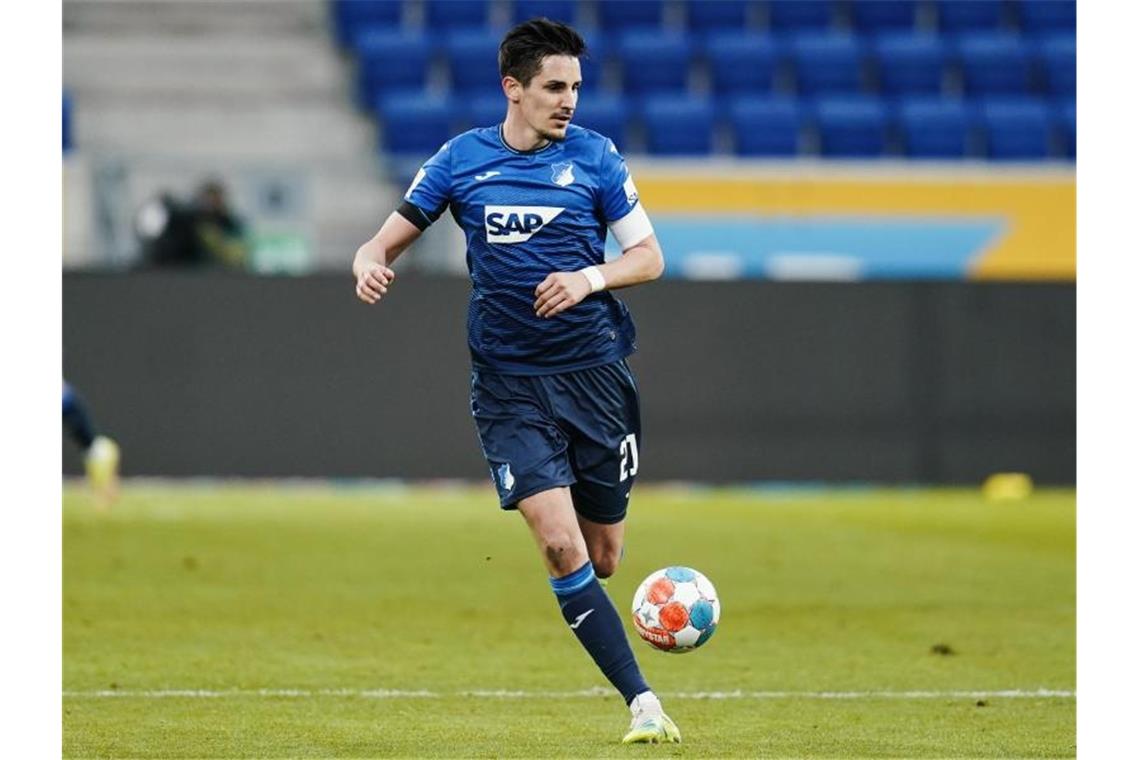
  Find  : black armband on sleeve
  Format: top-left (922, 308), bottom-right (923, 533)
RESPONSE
top-left (397, 200), bottom-right (439, 232)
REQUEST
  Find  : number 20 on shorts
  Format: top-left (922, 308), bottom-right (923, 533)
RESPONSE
top-left (619, 433), bottom-right (639, 481)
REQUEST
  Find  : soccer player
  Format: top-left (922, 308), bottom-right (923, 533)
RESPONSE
top-left (352, 18), bottom-right (677, 744)
top-left (63, 380), bottom-right (120, 508)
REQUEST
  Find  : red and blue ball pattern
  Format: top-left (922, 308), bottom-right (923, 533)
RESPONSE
top-left (631, 566), bottom-right (720, 653)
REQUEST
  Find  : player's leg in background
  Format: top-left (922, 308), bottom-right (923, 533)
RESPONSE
top-left (62, 381), bottom-right (97, 451)
top-left (576, 515), bottom-right (625, 579)
top-left (517, 488), bottom-right (652, 707)
top-left (63, 381), bottom-right (120, 509)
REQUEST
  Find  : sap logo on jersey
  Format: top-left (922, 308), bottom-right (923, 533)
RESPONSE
top-left (484, 206), bottom-right (565, 243)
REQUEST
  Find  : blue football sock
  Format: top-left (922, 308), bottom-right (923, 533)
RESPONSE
top-left (62, 385), bottom-right (97, 450)
top-left (550, 561), bottom-right (650, 705)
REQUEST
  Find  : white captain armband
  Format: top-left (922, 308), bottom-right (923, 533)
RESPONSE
top-left (608, 203), bottom-right (654, 251)
top-left (578, 265), bottom-right (606, 293)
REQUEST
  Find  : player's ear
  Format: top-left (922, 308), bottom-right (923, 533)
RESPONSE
top-left (503, 76), bottom-right (523, 103)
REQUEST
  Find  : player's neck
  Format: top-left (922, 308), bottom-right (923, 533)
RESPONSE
top-left (501, 113), bottom-right (550, 153)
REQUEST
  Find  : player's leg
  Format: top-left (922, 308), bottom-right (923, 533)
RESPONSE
top-left (576, 514), bottom-right (624, 579)
top-left (62, 381), bottom-right (97, 450)
top-left (63, 381), bottom-right (120, 508)
top-left (516, 488), bottom-right (660, 723)
top-left (550, 361), bottom-right (680, 742)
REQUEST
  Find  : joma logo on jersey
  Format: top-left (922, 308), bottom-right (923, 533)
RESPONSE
top-left (484, 205), bottom-right (565, 243)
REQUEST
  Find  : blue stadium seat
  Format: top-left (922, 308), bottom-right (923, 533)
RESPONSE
top-left (766, 0), bottom-right (834, 30)
top-left (63, 91), bottom-right (73, 152)
top-left (355, 29), bottom-right (433, 107)
top-left (619, 31), bottom-right (694, 94)
top-left (813, 95), bottom-right (890, 157)
top-left (332, 0), bottom-right (403, 48)
top-left (425, 0), bottom-right (491, 30)
top-left (1017, 0), bottom-right (1076, 33)
top-left (728, 96), bottom-right (801, 156)
top-left (851, 0), bottom-right (918, 33)
top-left (936, 0), bottom-right (1005, 32)
top-left (572, 94), bottom-right (631, 146)
top-left (377, 93), bottom-right (456, 157)
top-left (957, 33), bottom-right (1032, 95)
top-left (686, 0), bottom-right (752, 32)
top-left (706, 32), bottom-right (783, 95)
top-left (512, 1), bottom-right (577, 25)
top-left (1037, 34), bottom-right (1076, 96)
top-left (980, 96), bottom-right (1051, 159)
top-left (873, 33), bottom-right (949, 96)
top-left (465, 94), bottom-right (506, 129)
top-left (1053, 98), bottom-right (1075, 159)
top-left (578, 30), bottom-right (609, 89)
top-left (642, 95), bottom-right (715, 155)
top-left (790, 32), bottom-right (866, 94)
top-left (445, 29), bottom-right (506, 96)
top-left (597, 0), bottom-right (665, 30)
top-left (898, 97), bottom-right (973, 158)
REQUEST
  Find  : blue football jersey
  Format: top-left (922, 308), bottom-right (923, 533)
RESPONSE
top-left (403, 123), bottom-right (650, 375)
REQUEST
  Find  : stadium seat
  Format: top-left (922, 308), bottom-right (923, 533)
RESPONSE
top-left (512, 0), bottom-right (577, 26)
top-left (1053, 98), bottom-right (1075, 159)
top-left (377, 93), bottom-right (456, 157)
top-left (790, 32), bottom-right (866, 94)
top-left (618, 31), bottom-right (694, 94)
top-left (728, 96), bottom-right (801, 156)
top-left (642, 95), bottom-right (715, 155)
top-left (979, 96), bottom-right (1051, 159)
top-left (572, 93), bottom-right (631, 146)
top-left (956, 33), bottom-right (1032, 95)
top-left (465, 94), bottom-right (506, 129)
top-left (766, 0), bottom-right (834, 30)
top-left (63, 91), bottom-right (73, 153)
top-left (331, 0), bottom-right (403, 49)
top-left (445, 29), bottom-right (507, 96)
top-left (897, 97), bottom-right (974, 158)
top-left (578, 30), bottom-right (609, 89)
top-left (425, 0), bottom-right (491, 30)
top-left (1016, 0), bottom-right (1076, 33)
top-left (850, 0), bottom-right (919, 33)
top-left (1037, 34), bottom-right (1076, 96)
top-left (706, 32), bottom-right (783, 95)
top-left (355, 29), bottom-right (433, 107)
top-left (597, 0), bottom-right (666, 30)
top-left (685, 0), bottom-right (753, 32)
top-left (935, 0), bottom-right (1005, 32)
top-left (813, 95), bottom-right (890, 157)
top-left (872, 33), bottom-right (949, 96)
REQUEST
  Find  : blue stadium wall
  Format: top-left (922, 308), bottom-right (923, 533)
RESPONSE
top-left (62, 273), bottom-right (1074, 485)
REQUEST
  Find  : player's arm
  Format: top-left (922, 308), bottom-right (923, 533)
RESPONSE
top-left (353, 211), bottom-right (422, 304)
top-left (591, 233), bottom-right (665, 290)
top-left (533, 233), bottom-right (664, 318)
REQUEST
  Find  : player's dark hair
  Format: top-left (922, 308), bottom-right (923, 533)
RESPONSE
top-left (499, 18), bottom-right (587, 87)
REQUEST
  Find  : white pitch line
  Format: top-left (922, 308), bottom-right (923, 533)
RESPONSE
top-left (62, 688), bottom-right (1074, 700)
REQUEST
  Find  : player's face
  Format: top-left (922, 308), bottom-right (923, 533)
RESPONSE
top-left (518, 55), bottom-right (581, 142)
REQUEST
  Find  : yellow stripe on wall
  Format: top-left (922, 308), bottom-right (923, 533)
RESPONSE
top-left (632, 170), bottom-right (1075, 280)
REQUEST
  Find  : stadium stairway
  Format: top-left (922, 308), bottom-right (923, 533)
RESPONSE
top-left (62, 0), bottom-right (405, 270)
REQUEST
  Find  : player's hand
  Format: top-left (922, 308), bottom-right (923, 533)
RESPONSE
top-left (534, 271), bottom-right (593, 318)
top-left (355, 263), bottom-right (396, 304)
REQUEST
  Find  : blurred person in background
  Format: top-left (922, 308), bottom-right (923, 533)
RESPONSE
top-left (352, 18), bottom-right (676, 745)
top-left (135, 179), bottom-right (248, 269)
top-left (63, 380), bottom-right (120, 509)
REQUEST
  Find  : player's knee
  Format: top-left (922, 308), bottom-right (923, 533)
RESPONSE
top-left (591, 548), bottom-right (622, 579)
top-left (542, 533), bottom-right (588, 576)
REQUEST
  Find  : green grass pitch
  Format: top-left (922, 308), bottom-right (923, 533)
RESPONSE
top-left (64, 482), bottom-right (1074, 758)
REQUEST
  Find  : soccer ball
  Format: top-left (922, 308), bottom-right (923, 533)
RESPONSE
top-left (631, 566), bottom-right (720, 653)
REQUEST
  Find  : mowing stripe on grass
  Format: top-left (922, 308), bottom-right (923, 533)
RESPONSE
top-left (63, 688), bottom-right (1074, 700)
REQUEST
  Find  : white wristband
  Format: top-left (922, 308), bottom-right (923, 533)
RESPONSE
top-left (579, 265), bottom-right (606, 293)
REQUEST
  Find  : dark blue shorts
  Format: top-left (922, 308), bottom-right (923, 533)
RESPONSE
top-left (470, 359), bottom-right (642, 524)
